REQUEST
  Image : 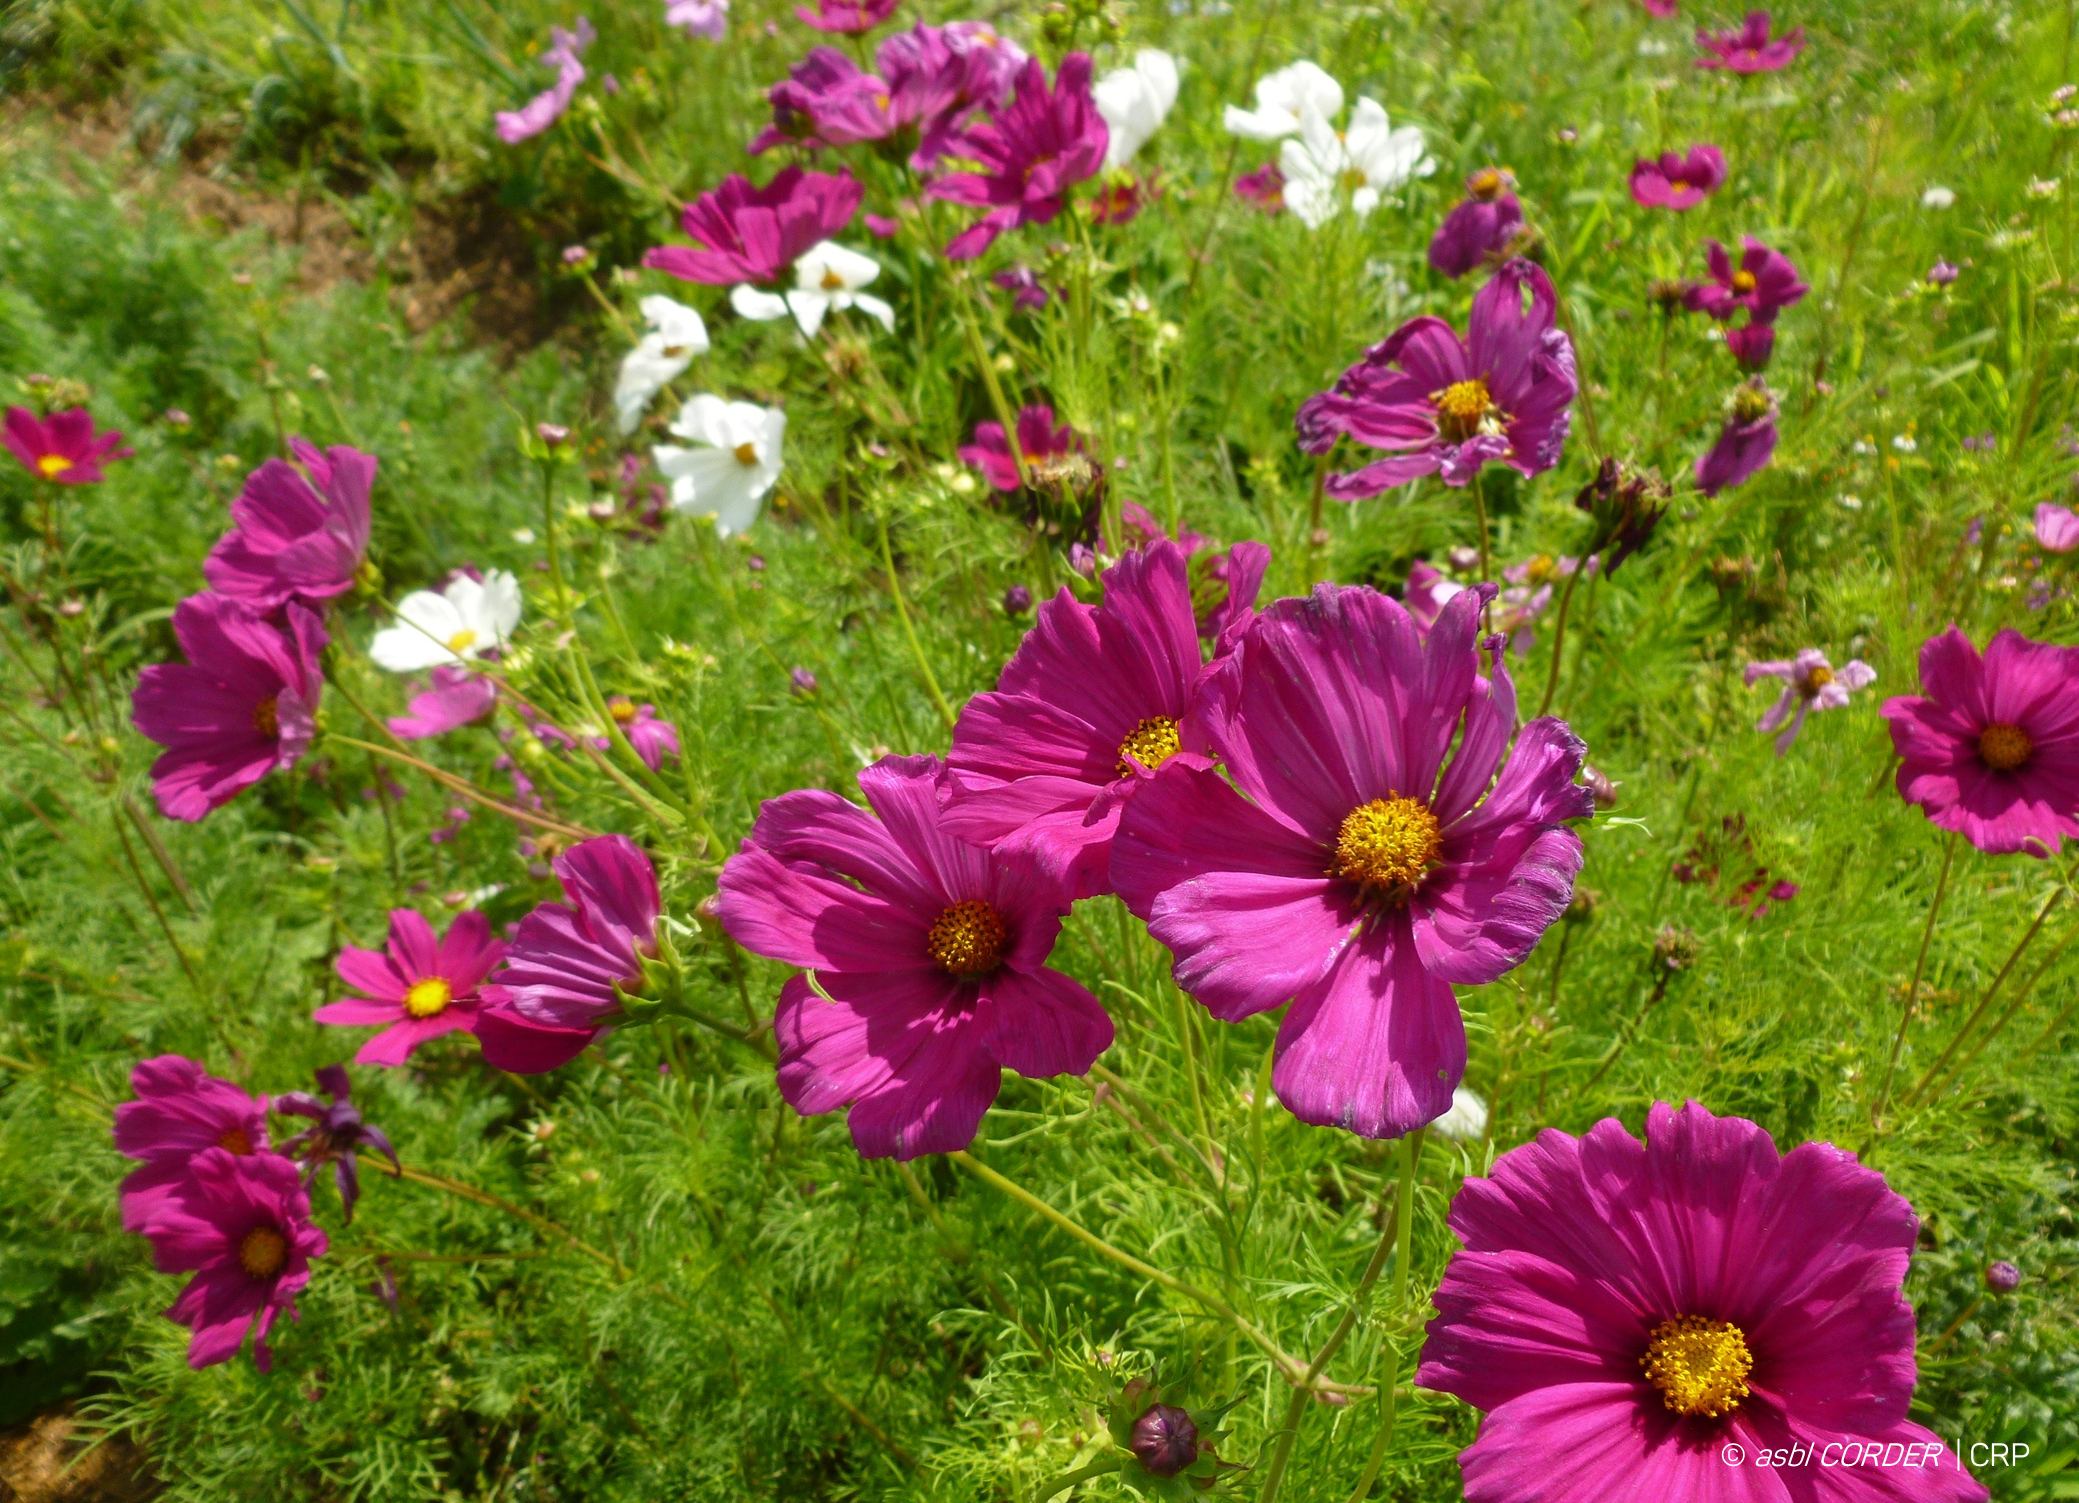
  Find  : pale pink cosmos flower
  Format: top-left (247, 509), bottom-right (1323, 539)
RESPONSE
top-left (1744, 648), bottom-right (1875, 754)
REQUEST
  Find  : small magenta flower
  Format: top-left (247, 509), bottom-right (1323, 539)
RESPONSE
top-left (942, 539), bottom-right (1268, 898)
top-left (494, 18), bottom-right (593, 143)
top-left (316, 909), bottom-right (506, 1067)
top-left (959, 404), bottom-right (1098, 498)
top-left (1725, 320), bottom-right (1775, 370)
top-left (204, 440), bottom-right (375, 612)
top-left (2035, 502), bottom-right (2079, 553)
top-left (130, 594), bottom-right (327, 822)
top-left (715, 755), bottom-right (1112, 1160)
top-left (1640, 0), bottom-right (1678, 14)
top-left (1686, 236), bottom-right (1809, 322)
top-left (275, 1065), bottom-right (399, 1223)
top-left (1233, 162), bottom-right (1286, 212)
top-left (1695, 9), bottom-right (1806, 72)
top-left (644, 168), bottom-right (864, 292)
top-left (1428, 167), bottom-right (1525, 279)
top-left (795, 0), bottom-right (895, 33)
top-left (1113, 585), bottom-right (1591, 1140)
top-left (1744, 648), bottom-right (1876, 754)
top-left (663, 0), bottom-right (726, 38)
top-left (387, 664), bottom-right (498, 740)
top-left (607, 697), bottom-right (681, 769)
top-left (1927, 260), bottom-right (1960, 286)
top-left (114, 1056), bottom-right (272, 1232)
top-left (4, 405), bottom-right (130, 484)
top-left (1298, 259), bottom-right (1577, 499)
top-left (993, 266), bottom-right (1051, 311)
top-left (477, 834), bottom-right (662, 1071)
top-left (135, 1147), bottom-right (328, 1371)
top-left (1628, 144), bottom-right (1727, 209)
top-left (1417, 1102), bottom-right (1987, 1503)
top-left (1695, 378), bottom-right (1779, 496)
top-left (1880, 627), bottom-right (2079, 857)
top-left (927, 54), bottom-right (1108, 260)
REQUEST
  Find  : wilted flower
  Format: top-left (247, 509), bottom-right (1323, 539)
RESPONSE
top-left (1725, 321), bottom-right (1776, 370)
top-left (131, 594), bottom-right (327, 822)
top-left (1628, 144), bottom-right (1727, 209)
top-left (494, 18), bottom-right (593, 143)
top-left (275, 1065), bottom-right (399, 1222)
top-left (653, 395), bottom-right (786, 537)
top-left (1880, 627), bottom-right (2079, 856)
top-left (1695, 379), bottom-right (1779, 496)
top-left (1744, 648), bottom-right (1876, 754)
top-left (370, 571), bottom-right (524, 672)
top-left (4, 405), bottom-right (130, 484)
top-left (614, 296), bottom-right (710, 435)
top-left (1694, 9), bottom-right (1805, 72)
top-left (1572, 457), bottom-right (1671, 576)
top-left (1093, 49), bottom-right (1179, 167)
top-left (1429, 167), bottom-right (1525, 279)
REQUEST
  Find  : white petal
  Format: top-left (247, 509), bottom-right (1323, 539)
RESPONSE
top-left (371, 591), bottom-right (465, 671)
top-left (669, 393), bottom-right (735, 446)
top-left (1223, 103), bottom-right (1292, 140)
top-left (614, 337), bottom-right (692, 434)
top-left (638, 294), bottom-right (709, 351)
top-left (1351, 185), bottom-right (1380, 219)
top-left (1295, 103), bottom-right (1346, 177)
top-left (477, 570), bottom-right (524, 640)
top-left (1343, 97), bottom-right (1390, 160)
top-left (849, 292), bottom-right (896, 333)
top-left (729, 284), bottom-right (790, 321)
top-left (1136, 49), bottom-right (1180, 116)
top-left (786, 289), bottom-right (832, 339)
top-left (795, 240), bottom-right (879, 291)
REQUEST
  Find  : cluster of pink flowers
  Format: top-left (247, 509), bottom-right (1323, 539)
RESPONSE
top-left (714, 540), bottom-right (1593, 1155)
top-left (115, 1057), bottom-right (393, 1370)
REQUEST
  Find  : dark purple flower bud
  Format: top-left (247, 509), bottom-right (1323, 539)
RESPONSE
top-left (790, 666), bottom-right (819, 695)
top-left (1003, 584), bottom-right (1033, 616)
top-left (1068, 543), bottom-right (1099, 578)
top-left (1574, 457), bottom-right (1671, 575)
top-left (1129, 1404), bottom-right (1200, 1479)
top-left (1986, 1261), bottom-right (2022, 1293)
top-left (276, 1065), bottom-right (399, 1223)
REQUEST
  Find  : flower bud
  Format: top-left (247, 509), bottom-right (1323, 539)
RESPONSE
top-left (1985, 1261), bottom-right (2021, 1293)
top-left (1003, 584), bottom-right (1034, 616)
top-left (1129, 1404), bottom-right (1200, 1479)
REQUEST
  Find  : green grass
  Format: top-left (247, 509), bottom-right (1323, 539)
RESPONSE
top-left (2, 0), bottom-right (2078, 1496)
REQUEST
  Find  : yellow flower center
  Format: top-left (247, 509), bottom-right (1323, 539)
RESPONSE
top-left (1731, 386), bottom-right (1774, 424)
top-left (1641, 1315), bottom-right (1753, 1417)
top-left (1116, 716), bottom-right (1183, 777)
top-left (734, 442), bottom-right (760, 465)
top-left (925, 899), bottom-right (1009, 979)
top-left (218, 1127), bottom-right (254, 1154)
top-left (37, 454), bottom-right (74, 478)
top-left (1798, 665), bottom-right (1833, 697)
top-left (611, 700), bottom-right (638, 724)
top-left (404, 977), bottom-right (454, 1019)
top-left (239, 1225), bottom-right (289, 1280)
top-left (447, 628), bottom-right (478, 654)
top-left (1340, 166), bottom-right (1370, 191)
top-left (1332, 796), bottom-right (1442, 896)
top-left (1731, 270), bottom-right (1758, 294)
top-left (253, 696), bottom-right (280, 738)
top-left (1430, 379), bottom-right (1503, 443)
top-left (1979, 722), bottom-right (2034, 772)
top-left (1469, 167), bottom-right (1506, 200)
top-left (820, 268), bottom-right (846, 290)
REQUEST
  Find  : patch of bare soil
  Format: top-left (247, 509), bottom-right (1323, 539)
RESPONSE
top-left (0, 96), bottom-right (556, 353)
top-left (0, 1411), bottom-right (154, 1503)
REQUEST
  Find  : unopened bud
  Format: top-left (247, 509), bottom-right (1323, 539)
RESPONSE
top-left (1129, 1404), bottom-right (1200, 1479)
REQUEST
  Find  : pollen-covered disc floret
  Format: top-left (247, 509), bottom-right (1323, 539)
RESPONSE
top-left (1431, 378), bottom-right (1505, 443)
top-left (926, 899), bottom-right (1010, 978)
top-left (238, 1224), bottom-right (289, 1281)
top-left (1116, 715), bottom-right (1183, 776)
top-left (1978, 722), bottom-right (2033, 772)
top-left (403, 977), bottom-right (453, 1019)
top-left (1332, 796), bottom-right (1443, 895)
top-left (1641, 1315), bottom-right (1753, 1417)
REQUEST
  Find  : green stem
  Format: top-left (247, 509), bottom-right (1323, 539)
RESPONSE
top-left (1905, 886), bottom-right (2062, 1106)
top-left (1536, 560), bottom-right (1586, 719)
top-left (1872, 830), bottom-right (1960, 1132)
top-left (394, 1163), bottom-right (628, 1279)
top-left (879, 520), bottom-right (956, 733)
top-left (1037, 1456), bottom-right (1125, 1501)
top-left (1342, 1129), bottom-right (1424, 1503)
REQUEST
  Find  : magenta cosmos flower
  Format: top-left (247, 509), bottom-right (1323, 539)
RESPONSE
top-left (796, 0), bottom-right (895, 33)
top-left (388, 664), bottom-right (498, 740)
top-left (494, 17), bottom-right (593, 144)
top-left (1745, 648), bottom-right (1875, 754)
top-left (941, 539), bottom-right (1268, 898)
top-left (644, 168), bottom-right (865, 288)
top-left (4, 405), bottom-right (130, 484)
top-left (1880, 627), bottom-right (2079, 857)
top-left (958, 404), bottom-right (1100, 497)
top-left (1628, 145), bottom-right (1727, 210)
top-left (1428, 168), bottom-right (1525, 280)
top-left (204, 439), bottom-right (375, 612)
top-left (114, 1055), bottom-right (271, 1232)
top-left (2036, 501), bottom-right (2079, 553)
top-left (316, 909), bottom-right (506, 1067)
top-left (607, 697), bottom-right (681, 770)
top-left (477, 834), bottom-right (662, 1072)
top-left (1695, 379), bottom-right (1778, 496)
top-left (136, 1147), bottom-right (327, 1371)
top-left (928, 53), bottom-right (1108, 260)
top-left (1298, 259), bottom-right (1577, 500)
top-left (130, 593), bottom-right (327, 822)
top-left (1696, 9), bottom-right (1806, 72)
top-left (717, 755), bottom-right (1111, 1159)
top-left (1113, 585), bottom-right (1591, 1139)
top-left (1417, 1102), bottom-right (1986, 1503)
top-left (1686, 237), bottom-right (1808, 322)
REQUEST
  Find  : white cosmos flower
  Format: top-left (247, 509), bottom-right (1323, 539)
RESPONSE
top-left (1921, 185), bottom-right (1956, 209)
top-left (370, 570), bottom-right (524, 672)
top-left (729, 283), bottom-right (793, 324)
top-left (1278, 98), bottom-right (1433, 229)
top-left (784, 242), bottom-right (895, 338)
top-left (1429, 1087), bottom-right (1489, 1143)
top-left (1095, 49), bottom-right (1180, 167)
top-left (1223, 59), bottom-right (1341, 141)
top-left (652, 395), bottom-right (786, 538)
top-left (614, 295), bottom-right (710, 435)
